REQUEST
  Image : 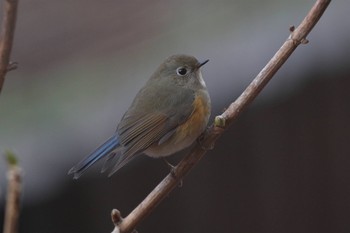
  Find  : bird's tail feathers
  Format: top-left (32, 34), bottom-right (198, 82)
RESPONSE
top-left (68, 135), bottom-right (119, 179)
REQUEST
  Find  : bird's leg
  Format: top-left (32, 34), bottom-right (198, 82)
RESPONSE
top-left (197, 127), bottom-right (214, 150)
top-left (163, 158), bottom-right (175, 170)
top-left (163, 158), bottom-right (183, 187)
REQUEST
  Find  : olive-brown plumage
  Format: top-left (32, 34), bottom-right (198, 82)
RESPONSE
top-left (69, 54), bottom-right (211, 179)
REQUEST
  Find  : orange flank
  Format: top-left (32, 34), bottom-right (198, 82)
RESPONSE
top-left (174, 93), bottom-right (210, 144)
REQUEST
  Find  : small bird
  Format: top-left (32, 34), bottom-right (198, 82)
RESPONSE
top-left (68, 54), bottom-right (211, 179)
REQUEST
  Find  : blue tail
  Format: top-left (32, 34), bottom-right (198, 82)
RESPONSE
top-left (68, 134), bottom-right (119, 179)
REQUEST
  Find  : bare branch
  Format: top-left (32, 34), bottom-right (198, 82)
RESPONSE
top-left (111, 1), bottom-right (331, 232)
top-left (0, 0), bottom-right (19, 94)
top-left (3, 150), bottom-right (22, 233)
top-left (220, 0), bottom-right (331, 126)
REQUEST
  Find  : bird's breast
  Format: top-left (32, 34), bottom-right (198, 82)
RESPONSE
top-left (174, 91), bottom-right (210, 144)
top-left (145, 90), bottom-right (211, 158)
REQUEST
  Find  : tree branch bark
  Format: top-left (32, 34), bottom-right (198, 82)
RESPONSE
top-left (3, 151), bottom-right (22, 233)
top-left (0, 0), bottom-right (19, 94)
top-left (112, 0), bottom-right (331, 232)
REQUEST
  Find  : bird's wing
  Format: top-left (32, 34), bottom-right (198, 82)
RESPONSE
top-left (108, 86), bottom-right (195, 175)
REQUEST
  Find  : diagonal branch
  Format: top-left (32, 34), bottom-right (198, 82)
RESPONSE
top-left (112, 0), bottom-right (331, 232)
top-left (0, 0), bottom-right (19, 94)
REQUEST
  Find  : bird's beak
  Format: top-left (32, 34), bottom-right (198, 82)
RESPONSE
top-left (197, 59), bottom-right (209, 69)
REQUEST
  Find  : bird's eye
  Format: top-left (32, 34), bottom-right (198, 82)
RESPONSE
top-left (176, 67), bottom-right (188, 76)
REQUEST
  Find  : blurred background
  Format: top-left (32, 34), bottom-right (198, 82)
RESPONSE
top-left (0, 0), bottom-right (350, 232)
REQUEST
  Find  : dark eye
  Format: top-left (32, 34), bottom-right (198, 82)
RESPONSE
top-left (176, 67), bottom-right (187, 76)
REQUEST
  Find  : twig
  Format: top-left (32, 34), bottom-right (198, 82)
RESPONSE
top-left (0, 0), bottom-right (19, 94)
top-left (112, 0), bottom-right (331, 232)
top-left (3, 150), bottom-right (22, 233)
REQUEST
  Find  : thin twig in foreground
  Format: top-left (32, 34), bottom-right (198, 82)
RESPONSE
top-left (3, 151), bottom-right (22, 233)
top-left (112, 1), bottom-right (331, 232)
top-left (0, 0), bottom-right (19, 94)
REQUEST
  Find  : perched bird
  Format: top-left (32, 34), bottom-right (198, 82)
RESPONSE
top-left (68, 54), bottom-right (211, 179)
